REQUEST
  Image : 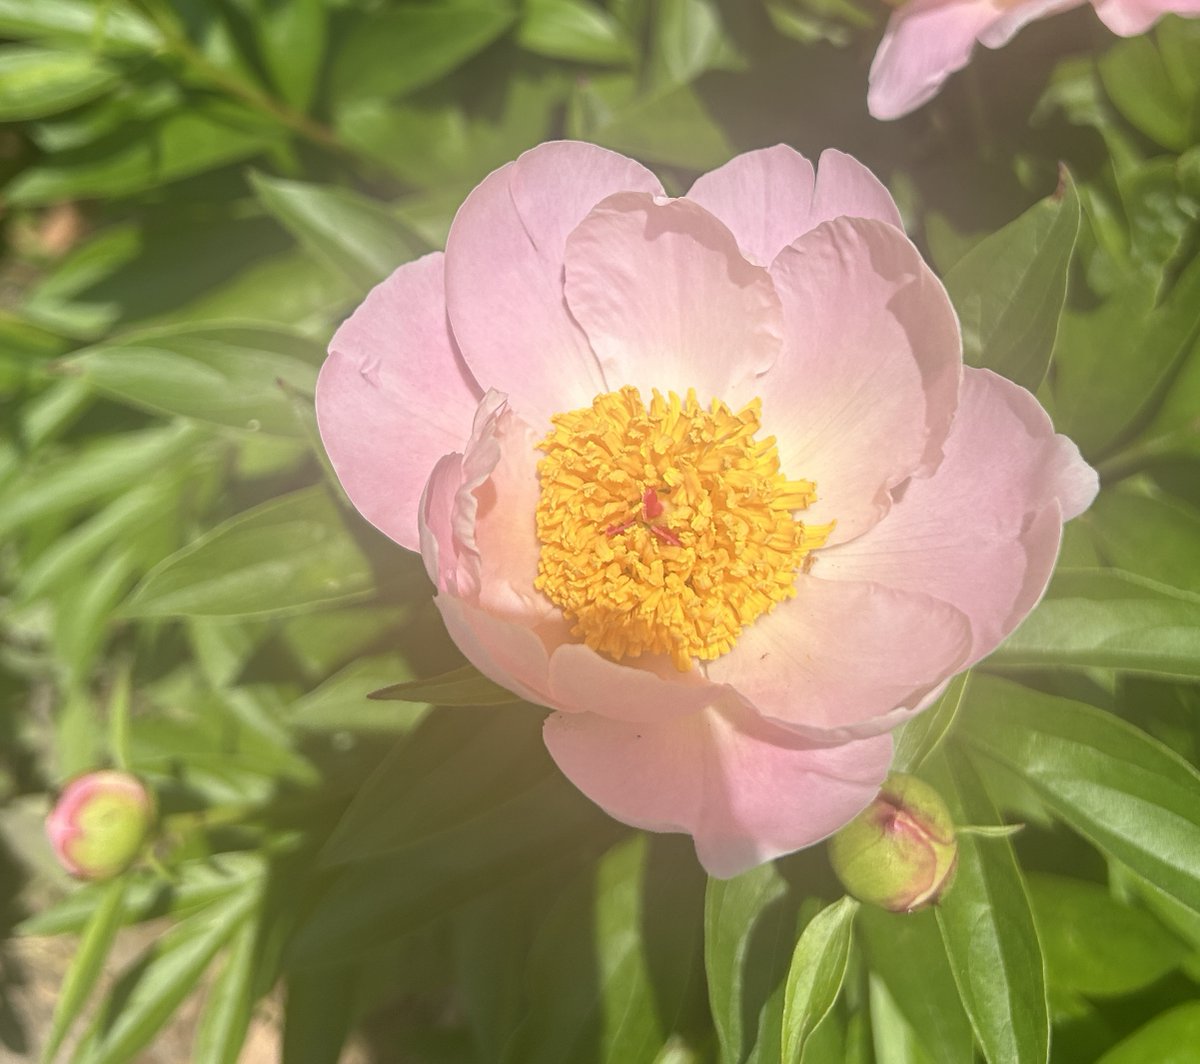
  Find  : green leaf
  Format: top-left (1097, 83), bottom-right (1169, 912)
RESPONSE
top-left (78, 888), bottom-right (258, 1064)
top-left (988, 567), bottom-right (1200, 679)
top-left (289, 654), bottom-right (432, 732)
top-left (856, 907), bottom-right (975, 1064)
top-left (925, 751), bottom-right (1049, 1064)
top-left (781, 896), bottom-right (858, 1064)
top-left (1026, 873), bottom-right (1186, 999)
top-left (0, 422), bottom-right (202, 540)
top-left (250, 172), bottom-right (428, 291)
top-left (942, 167), bottom-right (1079, 392)
top-left (40, 876), bottom-right (128, 1064)
top-left (1087, 487), bottom-right (1200, 594)
top-left (1096, 1002), bottom-right (1200, 1064)
top-left (319, 705), bottom-right (549, 866)
top-left (245, 0), bottom-right (325, 111)
top-left (191, 910), bottom-right (262, 1064)
top-left (1098, 32), bottom-right (1192, 151)
top-left (703, 861), bottom-right (790, 1064)
top-left (518, 0), bottom-right (634, 64)
top-left (1055, 249), bottom-right (1200, 457)
top-left (867, 975), bottom-right (936, 1064)
top-left (65, 324), bottom-right (322, 436)
top-left (6, 102), bottom-right (282, 206)
top-left (122, 487), bottom-right (374, 619)
top-left (368, 663), bottom-right (524, 706)
top-left (0, 45), bottom-right (118, 120)
top-left (282, 964), bottom-right (358, 1064)
top-left (17, 853), bottom-right (267, 937)
top-left (959, 675), bottom-right (1200, 916)
top-left (0, 0), bottom-right (160, 52)
top-left (330, 1), bottom-right (516, 104)
top-left (500, 835), bottom-right (673, 1063)
top-left (650, 0), bottom-right (742, 89)
top-left (892, 672), bottom-right (971, 773)
top-left (287, 715), bottom-right (618, 965)
top-left (570, 75), bottom-right (732, 170)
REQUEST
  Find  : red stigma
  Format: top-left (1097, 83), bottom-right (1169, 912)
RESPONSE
top-left (642, 488), bottom-right (664, 519)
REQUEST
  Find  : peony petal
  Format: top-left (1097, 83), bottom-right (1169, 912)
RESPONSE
top-left (819, 367), bottom-right (1099, 663)
top-left (317, 252), bottom-right (482, 551)
top-left (1092, 0), bottom-right (1200, 34)
top-left (763, 217), bottom-right (961, 544)
top-left (563, 192), bottom-right (783, 407)
top-left (807, 149), bottom-right (904, 233)
top-left (868, 0), bottom-right (1019, 121)
top-left (543, 699), bottom-right (894, 878)
top-left (547, 641), bottom-right (721, 723)
top-left (685, 147), bottom-right (902, 269)
top-left (706, 577), bottom-right (972, 742)
top-left (444, 142), bottom-right (663, 429)
top-left (419, 452), bottom-right (465, 594)
top-left (685, 145), bottom-right (817, 266)
top-left (978, 0), bottom-right (1088, 44)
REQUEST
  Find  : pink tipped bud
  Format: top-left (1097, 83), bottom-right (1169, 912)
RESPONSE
top-left (828, 773), bottom-right (958, 913)
top-left (46, 770), bottom-right (154, 880)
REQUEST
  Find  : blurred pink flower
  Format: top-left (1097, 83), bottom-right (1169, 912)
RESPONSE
top-left (46, 770), bottom-right (154, 879)
top-left (869, 0), bottom-right (1200, 120)
top-left (317, 142), bottom-right (1097, 877)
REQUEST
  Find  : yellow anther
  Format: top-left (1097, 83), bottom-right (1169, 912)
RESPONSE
top-left (535, 386), bottom-right (832, 671)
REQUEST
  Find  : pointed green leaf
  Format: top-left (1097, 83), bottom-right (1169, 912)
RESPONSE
top-left (704, 861), bottom-right (790, 1064)
top-left (0, 0), bottom-right (160, 52)
top-left (1096, 1002), bottom-right (1200, 1064)
top-left (40, 876), bottom-right (128, 1064)
top-left (518, 0), bottom-right (634, 64)
top-left (959, 675), bottom-right (1200, 916)
top-left (943, 168), bottom-right (1079, 391)
top-left (192, 910), bottom-right (263, 1064)
top-left (989, 568), bottom-right (1200, 678)
top-left (368, 663), bottom-right (524, 706)
top-left (781, 896), bottom-right (858, 1064)
top-left (892, 672), bottom-right (971, 773)
top-left (856, 907), bottom-right (974, 1064)
top-left (1027, 873), bottom-right (1186, 999)
top-left (0, 45), bottom-right (118, 120)
top-left (78, 889), bottom-right (258, 1064)
top-left (122, 487), bottom-right (373, 619)
top-left (330, 1), bottom-right (516, 104)
top-left (250, 172), bottom-right (428, 291)
top-left (65, 324), bottom-right (322, 436)
top-left (925, 750), bottom-right (1049, 1064)
top-left (1087, 487), bottom-right (1200, 594)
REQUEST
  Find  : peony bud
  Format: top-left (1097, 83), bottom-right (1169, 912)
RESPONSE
top-left (827, 773), bottom-right (958, 912)
top-left (46, 770), bottom-right (154, 880)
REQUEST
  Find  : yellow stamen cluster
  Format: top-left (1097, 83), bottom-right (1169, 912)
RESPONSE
top-left (535, 386), bottom-right (833, 671)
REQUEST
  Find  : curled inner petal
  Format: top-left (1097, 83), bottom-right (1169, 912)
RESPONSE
top-left (535, 386), bottom-right (832, 671)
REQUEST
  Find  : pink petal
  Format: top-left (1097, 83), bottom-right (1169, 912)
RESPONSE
top-left (1092, 0), bottom-right (1200, 34)
top-left (685, 146), bottom-right (818, 266)
top-left (317, 252), bottom-right (482, 551)
top-left (763, 217), bottom-right (961, 544)
top-left (868, 0), bottom-right (1016, 121)
top-left (444, 142), bottom-right (663, 429)
top-left (820, 367), bottom-right (1099, 664)
top-left (419, 395), bottom-right (724, 723)
top-left (563, 192), bottom-right (783, 408)
top-left (807, 149), bottom-right (904, 233)
top-left (543, 699), bottom-right (894, 878)
top-left (706, 577), bottom-right (972, 742)
top-left (685, 147), bottom-right (901, 268)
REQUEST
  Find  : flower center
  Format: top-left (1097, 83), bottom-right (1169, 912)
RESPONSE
top-left (534, 386), bottom-right (833, 671)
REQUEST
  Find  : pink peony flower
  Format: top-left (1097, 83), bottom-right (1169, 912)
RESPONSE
top-left (869, 0), bottom-right (1200, 120)
top-left (317, 142), bottom-right (1097, 878)
top-left (46, 770), bottom-right (154, 879)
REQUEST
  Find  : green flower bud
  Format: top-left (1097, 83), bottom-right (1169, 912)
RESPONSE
top-left (46, 770), bottom-right (154, 880)
top-left (828, 773), bottom-right (958, 912)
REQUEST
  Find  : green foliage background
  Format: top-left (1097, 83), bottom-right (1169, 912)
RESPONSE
top-left (1, 1), bottom-right (1199, 1061)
